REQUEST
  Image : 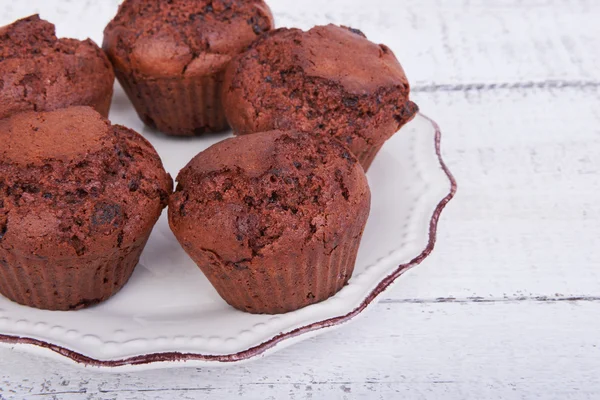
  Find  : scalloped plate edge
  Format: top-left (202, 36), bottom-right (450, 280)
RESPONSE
top-left (0, 113), bottom-right (457, 370)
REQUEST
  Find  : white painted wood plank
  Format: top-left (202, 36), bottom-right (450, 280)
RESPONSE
top-left (1, 0), bottom-right (599, 86)
top-left (273, 0), bottom-right (600, 86)
top-left (1, 0), bottom-right (599, 398)
top-left (382, 85), bottom-right (600, 300)
top-left (1, 300), bottom-right (599, 399)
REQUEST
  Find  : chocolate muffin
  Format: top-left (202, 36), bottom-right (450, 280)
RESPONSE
top-left (103, 0), bottom-right (274, 136)
top-left (0, 107), bottom-right (172, 311)
top-left (222, 24), bottom-right (418, 170)
top-left (169, 130), bottom-right (371, 314)
top-left (0, 15), bottom-right (115, 120)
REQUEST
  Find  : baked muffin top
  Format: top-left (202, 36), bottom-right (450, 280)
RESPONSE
top-left (222, 24), bottom-right (418, 154)
top-left (103, 0), bottom-right (274, 79)
top-left (0, 107), bottom-right (172, 259)
top-left (169, 130), bottom-right (370, 265)
top-left (0, 15), bottom-right (115, 120)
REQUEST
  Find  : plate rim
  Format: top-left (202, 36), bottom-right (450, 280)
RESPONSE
top-left (0, 113), bottom-right (457, 368)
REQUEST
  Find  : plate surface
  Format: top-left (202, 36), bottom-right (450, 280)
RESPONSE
top-left (0, 88), bottom-right (456, 370)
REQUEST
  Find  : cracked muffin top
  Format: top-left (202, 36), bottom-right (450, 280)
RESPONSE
top-left (0, 15), bottom-right (115, 120)
top-left (222, 24), bottom-right (418, 158)
top-left (103, 0), bottom-right (274, 79)
top-left (0, 107), bottom-right (172, 259)
top-left (168, 130), bottom-right (370, 266)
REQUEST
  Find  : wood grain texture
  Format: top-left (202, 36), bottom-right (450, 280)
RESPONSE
top-left (2, 302), bottom-right (600, 400)
top-left (1, 0), bottom-right (600, 398)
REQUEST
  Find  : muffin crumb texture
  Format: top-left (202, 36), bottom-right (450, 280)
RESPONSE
top-left (0, 15), bottom-right (115, 119)
top-left (104, 0), bottom-right (273, 78)
top-left (169, 131), bottom-right (371, 314)
top-left (0, 107), bottom-right (172, 310)
top-left (222, 24), bottom-right (418, 169)
top-left (102, 0), bottom-right (273, 136)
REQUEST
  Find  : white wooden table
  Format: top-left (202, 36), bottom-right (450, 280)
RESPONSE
top-left (1, 0), bottom-right (600, 398)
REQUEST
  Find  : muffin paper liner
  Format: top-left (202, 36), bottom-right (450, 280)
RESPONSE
top-left (197, 224), bottom-right (366, 315)
top-left (92, 91), bottom-right (113, 119)
top-left (357, 142), bottom-right (384, 171)
top-left (117, 71), bottom-right (229, 136)
top-left (0, 234), bottom-right (151, 311)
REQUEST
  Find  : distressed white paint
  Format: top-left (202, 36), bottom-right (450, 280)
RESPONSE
top-left (1, 0), bottom-right (600, 399)
top-left (2, 302), bottom-right (600, 399)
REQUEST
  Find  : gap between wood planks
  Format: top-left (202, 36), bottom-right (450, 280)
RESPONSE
top-left (380, 295), bottom-right (600, 304)
top-left (24, 381), bottom-right (460, 397)
top-left (412, 79), bottom-right (600, 93)
top-left (27, 391), bottom-right (86, 397)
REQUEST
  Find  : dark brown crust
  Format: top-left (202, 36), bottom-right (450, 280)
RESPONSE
top-left (169, 130), bottom-right (371, 314)
top-left (103, 0), bottom-right (274, 79)
top-left (0, 113), bottom-right (456, 366)
top-left (0, 107), bottom-right (173, 310)
top-left (222, 24), bottom-right (418, 170)
top-left (102, 0), bottom-right (274, 136)
top-left (0, 15), bottom-right (115, 119)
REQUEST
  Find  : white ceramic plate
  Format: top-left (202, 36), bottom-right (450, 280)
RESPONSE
top-left (0, 86), bottom-right (456, 370)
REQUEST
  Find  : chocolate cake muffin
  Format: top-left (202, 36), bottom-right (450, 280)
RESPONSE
top-left (222, 24), bottom-right (418, 170)
top-left (169, 130), bottom-right (371, 314)
top-left (0, 107), bottom-right (172, 311)
top-left (0, 15), bottom-right (115, 120)
top-left (103, 0), bottom-right (274, 136)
